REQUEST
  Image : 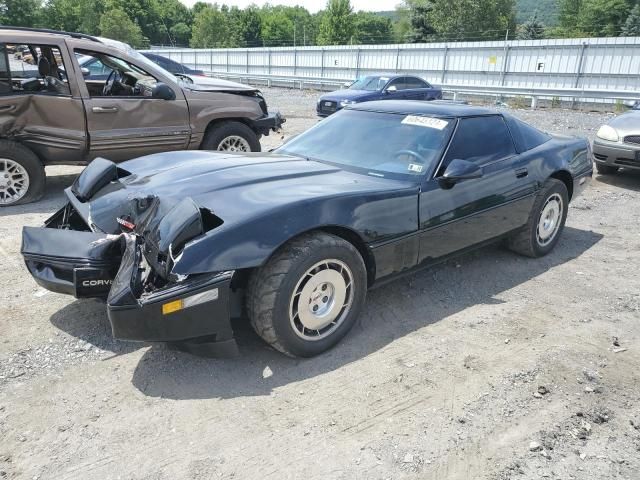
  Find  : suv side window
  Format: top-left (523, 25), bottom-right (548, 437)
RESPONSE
top-left (76, 49), bottom-right (160, 98)
top-left (441, 116), bottom-right (516, 170)
top-left (0, 43), bottom-right (70, 96)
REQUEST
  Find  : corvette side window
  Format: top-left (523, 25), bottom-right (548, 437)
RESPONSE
top-left (442, 116), bottom-right (516, 169)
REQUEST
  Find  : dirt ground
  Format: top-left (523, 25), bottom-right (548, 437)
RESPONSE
top-left (1, 89), bottom-right (639, 480)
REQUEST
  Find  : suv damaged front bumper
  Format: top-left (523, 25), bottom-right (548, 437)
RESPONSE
top-left (21, 195), bottom-right (240, 357)
top-left (250, 111), bottom-right (286, 136)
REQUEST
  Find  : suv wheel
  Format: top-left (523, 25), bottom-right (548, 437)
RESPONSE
top-left (202, 121), bottom-right (261, 152)
top-left (0, 140), bottom-right (45, 206)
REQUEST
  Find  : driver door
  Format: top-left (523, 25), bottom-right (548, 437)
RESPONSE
top-left (417, 115), bottom-right (537, 263)
top-left (72, 48), bottom-right (190, 162)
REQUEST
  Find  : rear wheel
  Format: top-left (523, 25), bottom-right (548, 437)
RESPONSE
top-left (201, 121), bottom-right (261, 153)
top-left (247, 232), bottom-right (367, 357)
top-left (595, 163), bottom-right (618, 175)
top-left (0, 140), bottom-right (45, 206)
top-left (507, 178), bottom-right (568, 258)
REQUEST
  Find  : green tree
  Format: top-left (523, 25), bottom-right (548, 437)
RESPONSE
top-left (576, 0), bottom-right (631, 36)
top-left (99, 8), bottom-right (147, 47)
top-left (317, 0), bottom-right (355, 45)
top-left (516, 12), bottom-right (546, 38)
top-left (353, 11), bottom-right (394, 44)
top-left (622, 3), bottom-right (640, 35)
top-left (190, 5), bottom-right (229, 48)
top-left (261, 8), bottom-right (294, 46)
top-left (406, 0), bottom-right (436, 42)
top-left (0, 0), bottom-right (42, 27)
top-left (234, 5), bottom-right (262, 47)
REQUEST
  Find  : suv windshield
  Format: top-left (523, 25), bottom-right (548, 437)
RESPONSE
top-left (97, 37), bottom-right (179, 83)
top-left (276, 109), bottom-right (455, 180)
top-left (349, 76), bottom-right (388, 91)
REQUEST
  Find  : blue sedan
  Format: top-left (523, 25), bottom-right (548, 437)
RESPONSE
top-left (317, 75), bottom-right (442, 117)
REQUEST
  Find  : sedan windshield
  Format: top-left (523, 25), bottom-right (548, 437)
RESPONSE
top-left (349, 76), bottom-right (389, 91)
top-left (276, 109), bottom-right (455, 180)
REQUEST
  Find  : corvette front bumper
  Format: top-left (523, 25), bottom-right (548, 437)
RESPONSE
top-left (21, 222), bottom-right (239, 357)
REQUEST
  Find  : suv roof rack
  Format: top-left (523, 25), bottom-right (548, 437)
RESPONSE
top-left (0, 26), bottom-right (102, 43)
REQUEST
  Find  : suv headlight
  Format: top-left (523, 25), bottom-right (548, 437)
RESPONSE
top-left (596, 125), bottom-right (619, 142)
top-left (340, 99), bottom-right (357, 107)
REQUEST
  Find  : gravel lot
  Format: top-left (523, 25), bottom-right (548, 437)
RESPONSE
top-left (1, 88), bottom-right (640, 480)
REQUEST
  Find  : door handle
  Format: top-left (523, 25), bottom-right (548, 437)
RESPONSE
top-left (92, 106), bottom-right (118, 113)
top-left (515, 168), bottom-right (528, 178)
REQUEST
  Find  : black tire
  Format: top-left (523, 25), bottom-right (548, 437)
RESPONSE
top-left (247, 232), bottom-right (367, 358)
top-left (0, 140), bottom-right (45, 206)
top-left (201, 121), bottom-right (261, 152)
top-left (507, 178), bottom-right (569, 258)
top-left (595, 163), bottom-right (618, 175)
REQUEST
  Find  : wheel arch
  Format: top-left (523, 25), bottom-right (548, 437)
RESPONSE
top-left (549, 170), bottom-right (573, 201)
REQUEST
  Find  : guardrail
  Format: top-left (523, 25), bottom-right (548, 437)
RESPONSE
top-left (204, 71), bottom-right (640, 109)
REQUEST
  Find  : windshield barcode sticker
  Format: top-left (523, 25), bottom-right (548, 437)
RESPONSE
top-left (402, 116), bottom-right (449, 130)
top-left (408, 164), bottom-right (423, 173)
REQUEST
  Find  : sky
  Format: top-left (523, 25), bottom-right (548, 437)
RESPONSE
top-left (178, 0), bottom-right (402, 12)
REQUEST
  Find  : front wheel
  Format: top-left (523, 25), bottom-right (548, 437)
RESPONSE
top-left (247, 232), bottom-right (367, 357)
top-left (507, 178), bottom-right (569, 258)
top-left (201, 121), bottom-right (261, 153)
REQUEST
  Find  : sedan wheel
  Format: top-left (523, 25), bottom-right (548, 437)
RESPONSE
top-left (0, 158), bottom-right (30, 205)
top-left (248, 232), bottom-right (367, 357)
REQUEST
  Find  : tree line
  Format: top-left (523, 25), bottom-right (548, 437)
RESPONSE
top-left (1, 0), bottom-right (639, 49)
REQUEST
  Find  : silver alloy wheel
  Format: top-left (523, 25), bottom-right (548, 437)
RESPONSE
top-left (217, 135), bottom-right (251, 152)
top-left (289, 259), bottom-right (354, 341)
top-left (536, 193), bottom-right (563, 247)
top-left (0, 158), bottom-right (30, 205)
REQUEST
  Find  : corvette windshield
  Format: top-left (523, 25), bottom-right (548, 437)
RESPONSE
top-left (349, 76), bottom-right (389, 91)
top-left (276, 109), bottom-right (455, 180)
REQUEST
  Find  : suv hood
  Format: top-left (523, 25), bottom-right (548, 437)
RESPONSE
top-left (79, 151), bottom-right (415, 234)
top-left (181, 76), bottom-right (258, 93)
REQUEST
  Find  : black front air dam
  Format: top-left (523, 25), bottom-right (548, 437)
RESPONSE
top-left (106, 237), bottom-right (238, 355)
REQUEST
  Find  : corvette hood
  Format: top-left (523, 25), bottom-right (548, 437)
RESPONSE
top-left (81, 151), bottom-right (415, 234)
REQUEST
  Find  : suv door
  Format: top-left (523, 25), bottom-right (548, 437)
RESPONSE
top-left (0, 40), bottom-right (87, 164)
top-left (418, 115), bottom-right (537, 263)
top-left (72, 47), bottom-right (190, 162)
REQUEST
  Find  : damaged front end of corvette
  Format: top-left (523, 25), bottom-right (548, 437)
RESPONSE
top-left (21, 158), bottom-right (239, 356)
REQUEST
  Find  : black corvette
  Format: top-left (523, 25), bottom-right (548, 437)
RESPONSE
top-left (21, 101), bottom-right (592, 357)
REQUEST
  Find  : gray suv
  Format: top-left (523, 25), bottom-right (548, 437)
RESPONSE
top-left (0, 27), bottom-right (284, 206)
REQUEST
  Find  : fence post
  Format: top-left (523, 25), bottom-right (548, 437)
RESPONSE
top-left (226, 50), bottom-right (229, 72)
top-left (321, 48), bottom-right (325, 78)
top-left (246, 49), bottom-right (249, 74)
top-left (294, 48), bottom-right (297, 76)
top-left (500, 45), bottom-right (510, 86)
top-left (268, 49), bottom-right (272, 75)
top-left (572, 41), bottom-right (588, 108)
top-left (210, 50), bottom-right (213, 73)
top-left (395, 47), bottom-right (401, 72)
top-left (441, 45), bottom-right (448, 84)
top-left (355, 48), bottom-right (361, 78)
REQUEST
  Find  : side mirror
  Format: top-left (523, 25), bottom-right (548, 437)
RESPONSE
top-left (81, 67), bottom-right (90, 77)
top-left (386, 85), bottom-right (397, 94)
top-left (152, 82), bottom-right (176, 100)
top-left (343, 81), bottom-right (353, 89)
top-left (440, 159), bottom-right (483, 185)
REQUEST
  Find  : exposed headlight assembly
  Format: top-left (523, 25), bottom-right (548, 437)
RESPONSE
top-left (596, 125), bottom-right (619, 142)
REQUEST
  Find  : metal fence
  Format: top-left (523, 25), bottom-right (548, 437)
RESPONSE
top-left (145, 37), bottom-right (640, 104)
